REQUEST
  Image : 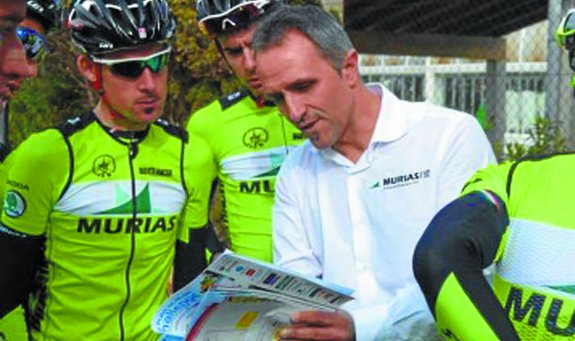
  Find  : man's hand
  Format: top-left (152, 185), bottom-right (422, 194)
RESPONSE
top-left (279, 310), bottom-right (355, 341)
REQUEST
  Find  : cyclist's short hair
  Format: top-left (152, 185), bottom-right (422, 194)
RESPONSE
top-left (251, 4), bottom-right (353, 73)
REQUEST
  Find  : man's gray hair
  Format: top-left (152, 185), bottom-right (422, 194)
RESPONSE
top-left (252, 4), bottom-right (354, 72)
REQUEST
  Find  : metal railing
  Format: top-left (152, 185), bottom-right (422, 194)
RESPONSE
top-left (359, 59), bottom-right (551, 150)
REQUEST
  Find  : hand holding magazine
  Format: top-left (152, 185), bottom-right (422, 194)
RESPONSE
top-left (152, 251), bottom-right (353, 340)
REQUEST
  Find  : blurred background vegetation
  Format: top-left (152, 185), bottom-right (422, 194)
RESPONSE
top-left (8, 0), bottom-right (324, 146)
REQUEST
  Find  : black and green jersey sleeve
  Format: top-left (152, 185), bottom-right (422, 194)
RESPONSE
top-left (415, 155), bottom-right (575, 340)
top-left (414, 189), bottom-right (517, 340)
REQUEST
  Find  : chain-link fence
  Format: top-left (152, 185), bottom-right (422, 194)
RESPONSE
top-left (349, 2), bottom-right (575, 161)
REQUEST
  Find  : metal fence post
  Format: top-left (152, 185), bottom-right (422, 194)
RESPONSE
top-left (485, 60), bottom-right (507, 158)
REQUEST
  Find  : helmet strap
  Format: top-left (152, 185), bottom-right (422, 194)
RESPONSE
top-left (214, 39), bottom-right (225, 56)
top-left (92, 63), bottom-right (104, 97)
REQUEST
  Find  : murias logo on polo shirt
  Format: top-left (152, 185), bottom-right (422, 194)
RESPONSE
top-left (370, 169), bottom-right (431, 190)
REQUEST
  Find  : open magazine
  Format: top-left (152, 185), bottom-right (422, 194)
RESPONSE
top-left (152, 251), bottom-right (354, 340)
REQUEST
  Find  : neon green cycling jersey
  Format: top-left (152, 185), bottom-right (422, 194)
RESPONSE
top-left (431, 154), bottom-right (575, 340)
top-left (1, 113), bottom-right (212, 340)
top-left (186, 89), bottom-right (304, 262)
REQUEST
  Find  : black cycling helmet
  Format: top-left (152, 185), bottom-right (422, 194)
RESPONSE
top-left (68, 0), bottom-right (176, 56)
top-left (196, 0), bottom-right (282, 37)
top-left (27, 0), bottom-right (62, 31)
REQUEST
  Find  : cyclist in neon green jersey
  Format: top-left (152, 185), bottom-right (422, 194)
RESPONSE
top-left (0, 0), bottom-right (60, 196)
top-left (182, 0), bottom-right (304, 270)
top-left (412, 10), bottom-right (575, 340)
top-left (0, 1), bottom-right (60, 340)
top-left (0, 0), bottom-right (212, 340)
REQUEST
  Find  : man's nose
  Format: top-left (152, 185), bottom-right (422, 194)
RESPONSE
top-left (284, 94), bottom-right (305, 125)
top-left (137, 67), bottom-right (157, 91)
top-left (243, 48), bottom-right (256, 72)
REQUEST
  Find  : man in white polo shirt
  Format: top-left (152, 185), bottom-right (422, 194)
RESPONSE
top-left (252, 5), bottom-right (496, 341)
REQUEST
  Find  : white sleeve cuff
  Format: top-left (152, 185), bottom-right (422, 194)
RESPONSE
top-left (344, 303), bottom-right (390, 341)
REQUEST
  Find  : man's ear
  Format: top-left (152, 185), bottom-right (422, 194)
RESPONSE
top-left (77, 54), bottom-right (103, 92)
top-left (76, 54), bottom-right (96, 82)
top-left (341, 49), bottom-right (360, 87)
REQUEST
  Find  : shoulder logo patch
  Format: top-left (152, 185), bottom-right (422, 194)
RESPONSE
top-left (243, 127), bottom-right (269, 149)
top-left (93, 155), bottom-right (117, 178)
top-left (4, 190), bottom-right (26, 218)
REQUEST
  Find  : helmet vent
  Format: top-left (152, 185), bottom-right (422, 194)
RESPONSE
top-left (69, 0), bottom-right (176, 55)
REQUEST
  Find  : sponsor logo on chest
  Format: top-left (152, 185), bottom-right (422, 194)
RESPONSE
top-left (239, 180), bottom-right (274, 194)
top-left (243, 127), bottom-right (270, 149)
top-left (370, 169), bottom-right (431, 190)
top-left (505, 285), bottom-right (575, 336)
top-left (77, 216), bottom-right (177, 234)
top-left (139, 167), bottom-right (173, 177)
top-left (93, 155), bottom-right (116, 178)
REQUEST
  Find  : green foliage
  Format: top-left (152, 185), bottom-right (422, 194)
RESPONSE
top-left (504, 116), bottom-right (568, 161)
top-left (167, 0), bottom-right (238, 125)
top-left (9, 29), bottom-right (91, 145)
top-left (327, 7), bottom-right (342, 23)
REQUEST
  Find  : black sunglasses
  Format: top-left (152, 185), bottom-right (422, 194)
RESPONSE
top-left (16, 26), bottom-right (49, 62)
top-left (92, 48), bottom-right (171, 79)
top-left (199, 1), bottom-right (272, 37)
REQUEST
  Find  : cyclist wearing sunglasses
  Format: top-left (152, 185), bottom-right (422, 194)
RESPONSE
top-left (0, 6), bottom-right (33, 341)
top-left (16, 0), bottom-right (60, 79)
top-left (0, 0), bottom-right (59, 141)
top-left (180, 0), bottom-right (305, 284)
top-left (0, 0), bottom-right (59, 153)
top-left (0, 3), bottom-right (63, 339)
top-left (0, 0), bottom-right (33, 159)
top-left (0, 0), bottom-right (213, 339)
top-left (411, 10), bottom-right (575, 341)
top-left (0, 0), bottom-right (33, 101)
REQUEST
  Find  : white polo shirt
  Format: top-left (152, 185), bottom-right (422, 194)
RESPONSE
top-left (273, 84), bottom-right (496, 340)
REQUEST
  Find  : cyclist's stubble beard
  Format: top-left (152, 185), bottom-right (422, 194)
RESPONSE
top-left (95, 71), bottom-right (168, 131)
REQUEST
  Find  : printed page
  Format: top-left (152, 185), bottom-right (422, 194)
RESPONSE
top-left (152, 251), bottom-right (353, 339)
top-left (186, 297), bottom-right (300, 341)
top-left (208, 251), bottom-right (353, 308)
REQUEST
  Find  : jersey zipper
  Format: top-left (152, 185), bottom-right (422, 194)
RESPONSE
top-left (118, 137), bottom-right (139, 341)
